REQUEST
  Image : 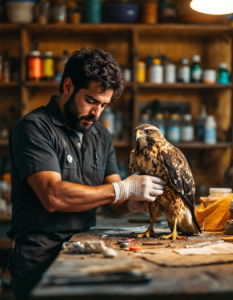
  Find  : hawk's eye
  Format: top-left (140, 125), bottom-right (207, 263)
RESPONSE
top-left (145, 129), bottom-right (151, 134)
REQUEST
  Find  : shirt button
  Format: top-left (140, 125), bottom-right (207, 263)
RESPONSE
top-left (67, 155), bottom-right (73, 164)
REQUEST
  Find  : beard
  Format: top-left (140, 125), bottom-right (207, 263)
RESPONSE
top-left (64, 90), bottom-right (98, 134)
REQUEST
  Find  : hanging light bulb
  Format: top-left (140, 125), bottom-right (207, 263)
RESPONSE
top-left (190, 0), bottom-right (233, 15)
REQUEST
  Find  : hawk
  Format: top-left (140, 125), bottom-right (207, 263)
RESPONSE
top-left (129, 124), bottom-right (202, 240)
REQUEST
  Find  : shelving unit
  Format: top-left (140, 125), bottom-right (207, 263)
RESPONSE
top-left (0, 23), bottom-right (233, 186)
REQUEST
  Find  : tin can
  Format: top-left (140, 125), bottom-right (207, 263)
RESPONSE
top-left (43, 51), bottom-right (54, 81)
top-left (137, 61), bottom-right (146, 83)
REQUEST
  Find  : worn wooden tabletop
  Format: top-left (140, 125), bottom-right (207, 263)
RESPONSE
top-left (31, 217), bottom-right (233, 300)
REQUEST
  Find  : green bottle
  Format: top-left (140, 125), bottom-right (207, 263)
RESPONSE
top-left (191, 55), bottom-right (202, 83)
top-left (218, 63), bottom-right (229, 84)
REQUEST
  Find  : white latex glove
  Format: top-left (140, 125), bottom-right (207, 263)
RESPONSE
top-left (127, 200), bottom-right (150, 213)
top-left (112, 171), bottom-right (166, 203)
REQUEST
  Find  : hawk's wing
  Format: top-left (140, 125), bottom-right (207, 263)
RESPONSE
top-left (161, 146), bottom-right (195, 209)
top-left (128, 150), bottom-right (138, 175)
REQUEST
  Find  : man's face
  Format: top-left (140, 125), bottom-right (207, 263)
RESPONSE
top-left (64, 81), bottom-right (113, 133)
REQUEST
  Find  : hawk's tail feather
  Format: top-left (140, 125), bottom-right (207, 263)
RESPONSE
top-left (192, 211), bottom-right (202, 233)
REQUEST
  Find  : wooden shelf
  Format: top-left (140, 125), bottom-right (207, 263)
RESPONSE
top-left (113, 140), bottom-right (130, 148)
top-left (0, 82), bottom-right (19, 87)
top-left (173, 142), bottom-right (232, 149)
top-left (24, 81), bottom-right (133, 88)
top-left (138, 83), bottom-right (232, 89)
top-left (24, 24), bottom-right (233, 36)
top-left (0, 140), bottom-right (9, 147)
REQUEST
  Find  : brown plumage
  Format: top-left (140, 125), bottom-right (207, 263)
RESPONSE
top-left (129, 124), bottom-right (202, 240)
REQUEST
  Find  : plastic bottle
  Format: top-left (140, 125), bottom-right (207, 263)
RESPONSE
top-left (139, 113), bottom-right (150, 125)
top-left (197, 105), bottom-right (207, 142)
top-left (181, 114), bottom-right (194, 142)
top-left (149, 59), bottom-right (163, 83)
top-left (137, 61), bottom-right (146, 83)
top-left (27, 51), bottom-right (42, 82)
top-left (100, 107), bottom-right (115, 136)
top-left (152, 113), bottom-right (166, 137)
top-left (204, 116), bottom-right (217, 144)
top-left (167, 114), bottom-right (180, 143)
top-left (191, 55), bottom-right (202, 83)
top-left (164, 63), bottom-right (176, 83)
top-left (217, 63), bottom-right (229, 84)
top-left (177, 58), bottom-right (190, 83)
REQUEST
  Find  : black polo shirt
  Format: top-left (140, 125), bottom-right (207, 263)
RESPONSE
top-left (7, 95), bottom-right (119, 239)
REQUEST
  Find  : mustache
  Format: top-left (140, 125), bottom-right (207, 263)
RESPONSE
top-left (79, 115), bottom-right (98, 123)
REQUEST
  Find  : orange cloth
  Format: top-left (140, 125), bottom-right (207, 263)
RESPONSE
top-left (195, 194), bottom-right (233, 231)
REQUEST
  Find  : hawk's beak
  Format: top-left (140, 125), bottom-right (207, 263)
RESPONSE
top-left (135, 130), bottom-right (145, 141)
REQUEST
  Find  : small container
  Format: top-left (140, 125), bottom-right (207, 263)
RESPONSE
top-left (164, 63), bottom-right (176, 83)
top-left (123, 68), bottom-right (131, 82)
top-left (50, 2), bottom-right (67, 24)
top-left (206, 188), bottom-right (232, 207)
top-left (203, 70), bottom-right (216, 84)
top-left (139, 113), bottom-right (150, 125)
top-left (149, 59), bottom-right (163, 84)
top-left (100, 107), bottom-right (115, 136)
top-left (43, 51), bottom-right (54, 81)
top-left (152, 113), bottom-right (166, 136)
top-left (141, 1), bottom-right (158, 24)
top-left (191, 55), bottom-right (202, 83)
top-left (27, 51), bottom-right (42, 82)
top-left (177, 58), bottom-right (190, 83)
top-left (85, 0), bottom-right (102, 23)
top-left (204, 116), bottom-right (216, 144)
top-left (137, 61), bottom-right (146, 83)
top-left (167, 114), bottom-right (180, 143)
top-left (218, 63), bottom-right (229, 84)
top-left (198, 105), bottom-right (207, 142)
top-left (181, 114), bottom-right (194, 142)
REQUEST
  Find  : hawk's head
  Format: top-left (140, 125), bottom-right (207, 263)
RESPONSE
top-left (135, 124), bottom-right (165, 147)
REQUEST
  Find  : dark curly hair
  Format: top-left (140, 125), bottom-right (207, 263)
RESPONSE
top-left (59, 48), bottom-right (125, 101)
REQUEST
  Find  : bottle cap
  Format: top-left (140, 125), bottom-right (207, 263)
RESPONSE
top-left (141, 113), bottom-right (150, 118)
top-left (137, 61), bottom-right (146, 67)
top-left (219, 63), bottom-right (227, 69)
top-left (153, 59), bottom-right (161, 65)
top-left (29, 51), bottom-right (41, 57)
top-left (171, 114), bottom-right (179, 119)
top-left (43, 51), bottom-right (53, 57)
top-left (180, 58), bottom-right (189, 64)
top-left (192, 55), bottom-right (200, 62)
top-left (183, 114), bottom-right (192, 121)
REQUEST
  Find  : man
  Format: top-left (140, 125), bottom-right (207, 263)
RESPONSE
top-left (7, 48), bottom-right (166, 299)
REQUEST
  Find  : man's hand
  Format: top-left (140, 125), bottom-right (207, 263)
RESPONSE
top-left (127, 200), bottom-right (150, 213)
top-left (112, 171), bottom-right (166, 203)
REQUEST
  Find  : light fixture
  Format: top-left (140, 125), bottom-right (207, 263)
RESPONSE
top-left (190, 0), bottom-right (233, 15)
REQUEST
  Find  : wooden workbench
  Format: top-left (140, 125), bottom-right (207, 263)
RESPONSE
top-left (31, 218), bottom-right (233, 300)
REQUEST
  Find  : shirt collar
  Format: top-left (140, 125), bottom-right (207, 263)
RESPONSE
top-left (46, 95), bottom-right (98, 135)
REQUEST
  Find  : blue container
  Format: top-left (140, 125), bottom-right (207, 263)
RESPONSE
top-left (85, 0), bottom-right (102, 24)
top-left (106, 4), bottom-right (140, 23)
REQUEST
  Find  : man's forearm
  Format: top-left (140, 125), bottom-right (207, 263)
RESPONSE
top-left (107, 200), bottom-right (132, 217)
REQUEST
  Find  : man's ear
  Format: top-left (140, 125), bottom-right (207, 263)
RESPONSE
top-left (63, 78), bottom-right (74, 97)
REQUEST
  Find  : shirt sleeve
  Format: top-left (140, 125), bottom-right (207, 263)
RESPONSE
top-left (10, 118), bottom-right (61, 182)
top-left (104, 131), bottom-right (119, 178)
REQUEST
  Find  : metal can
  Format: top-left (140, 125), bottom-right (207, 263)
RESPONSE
top-left (27, 51), bottom-right (42, 82)
top-left (137, 61), bottom-right (146, 83)
top-left (43, 51), bottom-right (54, 81)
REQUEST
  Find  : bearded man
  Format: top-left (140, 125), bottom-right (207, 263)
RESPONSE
top-left (7, 48), bottom-right (166, 300)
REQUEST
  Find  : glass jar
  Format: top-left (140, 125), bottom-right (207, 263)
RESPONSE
top-left (152, 113), bottom-right (166, 137)
top-left (50, 2), bottom-right (67, 24)
top-left (206, 188), bottom-right (232, 207)
top-left (164, 63), bottom-right (176, 84)
top-left (167, 114), bottom-right (180, 143)
top-left (137, 61), bottom-right (146, 83)
top-left (27, 51), bottom-right (42, 82)
top-left (99, 107), bottom-right (115, 137)
top-left (43, 51), bottom-right (54, 81)
top-left (191, 55), bottom-right (202, 83)
top-left (139, 113), bottom-right (150, 125)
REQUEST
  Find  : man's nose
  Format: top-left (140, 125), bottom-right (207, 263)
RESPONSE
top-left (90, 106), bottom-right (101, 118)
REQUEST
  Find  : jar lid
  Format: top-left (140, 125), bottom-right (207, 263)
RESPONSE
top-left (170, 113), bottom-right (179, 119)
top-left (192, 55), bottom-right (200, 62)
top-left (152, 59), bottom-right (161, 65)
top-left (43, 51), bottom-right (53, 57)
top-left (155, 113), bottom-right (163, 118)
top-left (203, 69), bottom-right (216, 74)
top-left (137, 61), bottom-right (146, 67)
top-left (206, 116), bottom-right (215, 121)
top-left (219, 63), bottom-right (227, 69)
top-left (141, 113), bottom-right (149, 118)
top-left (183, 114), bottom-right (192, 121)
top-left (29, 51), bottom-right (41, 57)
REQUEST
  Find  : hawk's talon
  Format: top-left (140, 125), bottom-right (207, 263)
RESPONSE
top-left (162, 233), bottom-right (186, 240)
top-left (131, 230), bottom-right (158, 239)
